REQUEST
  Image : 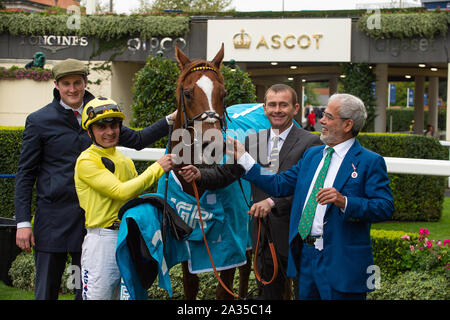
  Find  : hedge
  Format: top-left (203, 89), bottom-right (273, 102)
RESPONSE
top-left (0, 130), bottom-right (447, 221)
top-left (0, 13), bottom-right (190, 41)
top-left (10, 229), bottom-right (447, 299)
top-left (386, 108), bottom-right (447, 133)
top-left (366, 270), bottom-right (449, 300)
top-left (371, 229), bottom-right (418, 277)
top-left (356, 133), bottom-right (447, 221)
top-left (0, 128), bottom-right (26, 220)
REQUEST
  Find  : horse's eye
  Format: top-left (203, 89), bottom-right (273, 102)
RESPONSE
top-left (183, 90), bottom-right (191, 99)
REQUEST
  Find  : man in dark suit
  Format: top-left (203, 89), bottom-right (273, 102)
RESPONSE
top-left (243, 84), bottom-right (321, 299)
top-left (14, 58), bottom-right (176, 300)
top-left (233, 93), bottom-right (394, 299)
top-left (179, 84), bottom-right (321, 299)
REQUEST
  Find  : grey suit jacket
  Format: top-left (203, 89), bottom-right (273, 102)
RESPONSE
top-left (245, 125), bottom-right (322, 258)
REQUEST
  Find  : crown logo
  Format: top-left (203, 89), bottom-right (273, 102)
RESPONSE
top-left (233, 29), bottom-right (251, 49)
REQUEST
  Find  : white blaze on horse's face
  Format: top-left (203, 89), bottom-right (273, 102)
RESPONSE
top-left (196, 75), bottom-right (218, 123)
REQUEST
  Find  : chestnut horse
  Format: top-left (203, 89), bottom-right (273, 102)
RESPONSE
top-left (170, 44), bottom-right (251, 300)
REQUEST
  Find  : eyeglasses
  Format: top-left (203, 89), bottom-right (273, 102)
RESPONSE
top-left (322, 112), bottom-right (350, 121)
top-left (86, 104), bottom-right (121, 121)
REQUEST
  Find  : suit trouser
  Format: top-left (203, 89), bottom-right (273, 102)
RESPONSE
top-left (34, 250), bottom-right (82, 300)
top-left (298, 244), bottom-right (366, 300)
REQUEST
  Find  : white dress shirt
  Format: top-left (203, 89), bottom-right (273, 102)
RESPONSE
top-left (60, 100), bottom-right (83, 126)
top-left (306, 138), bottom-right (355, 236)
top-left (267, 123), bottom-right (293, 163)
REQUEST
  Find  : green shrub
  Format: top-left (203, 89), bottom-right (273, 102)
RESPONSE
top-left (131, 55), bottom-right (179, 130)
top-left (357, 12), bottom-right (449, 40)
top-left (400, 228), bottom-right (449, 274)
top-left (8, 252), bottom-right (73, 294)
top-left (340, 63), bottom-right (376, 131)
top-left (8, 252), bottom-right (35, 291)
top-left (367, 271), bottom-right (449, 300)
top-left (148, 263), bottom-right (259, 300)
top-left (221, 65), bottom-right (257, 107)
top-left (371, 229), bottom-right (418, 278)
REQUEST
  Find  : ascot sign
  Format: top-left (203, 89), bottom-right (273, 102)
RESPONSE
top-left (207, 19), bottom-right (351, 62)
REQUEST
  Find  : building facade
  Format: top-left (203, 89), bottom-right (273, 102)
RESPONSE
top-left (0, 10), bottom-right (448, 139)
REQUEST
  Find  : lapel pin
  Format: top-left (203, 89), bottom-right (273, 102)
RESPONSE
top-left (351, 163), bottom-right (358, 179)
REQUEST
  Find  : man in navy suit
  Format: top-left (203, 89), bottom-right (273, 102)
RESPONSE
top-left (231, 93), bottom-right (394, 300)
top-left (15, 58), bottom-right (176, 300)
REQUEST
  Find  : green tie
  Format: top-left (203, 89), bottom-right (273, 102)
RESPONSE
top-left (298, 147), bottom-right (335, 240)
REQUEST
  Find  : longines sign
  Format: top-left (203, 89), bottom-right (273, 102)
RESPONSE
top-left (207, 19), bottom-right (351, 62)
top-left (19, 35), bottom-right (186, 55)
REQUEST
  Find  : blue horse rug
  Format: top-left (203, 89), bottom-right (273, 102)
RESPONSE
top-left (116, 103), bottom-right (299, 299)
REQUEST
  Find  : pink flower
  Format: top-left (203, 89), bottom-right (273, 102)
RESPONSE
top-left (426, 241), bottom-right (432, 248)
top-left (409, 245), bottom-right (415, 251)
top-left (401, 234), bottom-right (410, 240)
top-left (443, 239), bottom-right (450, 247)
top-left (419, 228), bottom-right (430, 235)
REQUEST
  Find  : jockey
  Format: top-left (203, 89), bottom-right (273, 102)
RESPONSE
top-left (74, 97), bottom-right (175, 300)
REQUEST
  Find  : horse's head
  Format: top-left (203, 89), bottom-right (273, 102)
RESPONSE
top-left (171, 44), bottom-right (227, 169)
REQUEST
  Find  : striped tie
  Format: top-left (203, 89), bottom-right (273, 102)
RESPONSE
top-left (268, 136), bottom-right (280, 173)
top-left (298, 147), bottom-right (335, 240)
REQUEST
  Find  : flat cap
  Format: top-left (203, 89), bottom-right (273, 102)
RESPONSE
top-left (52, 58), bottom-right (88, 80)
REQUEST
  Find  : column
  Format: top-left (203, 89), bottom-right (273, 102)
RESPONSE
top-left (427, 76), bottom-right (439, 137)
top-left (329, 76), bottom-right (339, 96)
top-left (255, 84), bottom-right (266, 103)
top-left (413, 75), bottom-right (425, 134)
top-left (374, 64), bottom-right (388, 133)
top-left (447, 64), bottom-right (450, 141)
top-left (86, 0), bottom-right (97, 14)
top-left (293, 76), bottom-right (303, 126)
top-left (236, 62), bottom-right (247, 71)
top-left (111, 61), bottom-right (142, 126)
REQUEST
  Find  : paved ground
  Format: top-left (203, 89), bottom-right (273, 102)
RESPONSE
top-left (445, 189), bottom-right (450, 197)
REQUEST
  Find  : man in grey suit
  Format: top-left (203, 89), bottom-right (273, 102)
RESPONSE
top-left (180, 84), bottom-right (322, 299)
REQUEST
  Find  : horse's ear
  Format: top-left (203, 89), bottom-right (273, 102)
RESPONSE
top-left (211, 43), bottom-right (224, 69)
top-left (175, 45), bottom-right (190, 69)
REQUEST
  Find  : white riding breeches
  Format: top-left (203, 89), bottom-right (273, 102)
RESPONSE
top-left (81, 228), bottom-right (120, 300)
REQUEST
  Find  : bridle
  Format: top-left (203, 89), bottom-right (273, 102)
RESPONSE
top-left (178, 65), bottom-right (229, 134)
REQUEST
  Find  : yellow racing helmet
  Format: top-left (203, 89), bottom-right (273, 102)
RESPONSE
top-left (82, 97), bottom-right (125, 131)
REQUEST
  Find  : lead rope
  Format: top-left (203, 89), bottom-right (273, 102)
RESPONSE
top-left (192, 179), bottom-right (279, 300)
top-left (192, 181), bottom-right (240, 299)
top-left (237, 178), bottom-right (279, 287)
top-left (253, 217), bottom-right (279, 285)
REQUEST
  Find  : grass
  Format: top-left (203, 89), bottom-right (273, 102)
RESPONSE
top-left (371, 197), bottom-right (450, 241)
top-left (1, 198), bottom-right (449, 300)
top-left (0, 281), bottom-right (74, 300)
